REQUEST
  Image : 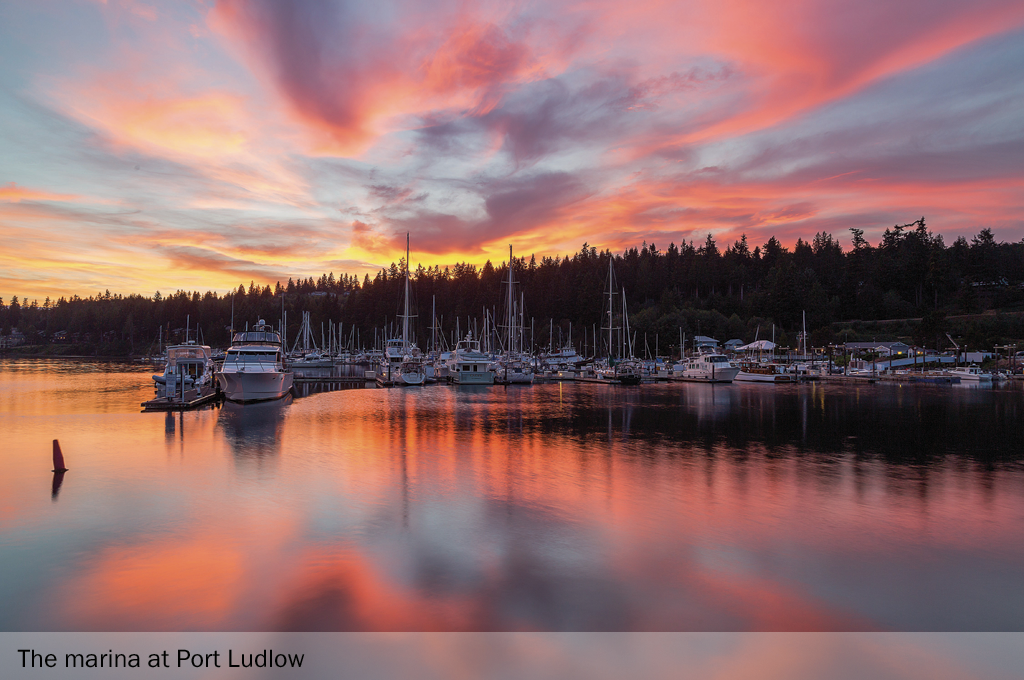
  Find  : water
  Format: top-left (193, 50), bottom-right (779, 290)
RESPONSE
top-left (1, 358), bottom-right (1022, 631)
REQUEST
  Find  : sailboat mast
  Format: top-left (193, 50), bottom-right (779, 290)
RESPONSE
top-left (607, 259), bottom-right (614, 359)
top-left (507, 245), bottom-right (514, 355)
top-left (403, 233), bottom-right (410, 348)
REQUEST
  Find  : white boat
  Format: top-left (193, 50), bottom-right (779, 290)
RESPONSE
top-left (594, 358), bottom-right (643, 385)
top-left (447, 332), bottom-right (494, 384)
top-left (734, 361), bottom-right (795, 383)
top-left (152, 341), bottom-right (215, 395)
top-left (378, 339), bottom-right (425, 385)
top-left (377, 235), bottom-right (425, 386)
top-left (217, 320), bottom-right (294, 402)
top-left (672, 352), bottom-right (740, 382)
top-left (288, 312), bottom-right (334, 367)
top-left (495, 355), bottom-right (535, 384)
top-left (950, 365), bottom-right (992, 382)
top-left (494, 245), bottom-right (535, 385)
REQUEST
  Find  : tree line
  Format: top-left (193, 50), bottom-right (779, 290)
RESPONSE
top-left (3, 219), bottom-right (1023, 356)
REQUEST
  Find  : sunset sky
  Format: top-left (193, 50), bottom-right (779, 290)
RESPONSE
top-left (2, 0), bottom-right (1023, 300)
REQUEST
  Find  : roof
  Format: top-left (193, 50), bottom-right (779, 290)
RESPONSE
top-left (844, 341), bottom-right (910, 350)
top-left (693, 335), bottom-right (718, 343)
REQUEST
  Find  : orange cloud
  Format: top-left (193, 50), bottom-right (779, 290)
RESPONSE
top-left (0, 183), bottom-right (80, 203)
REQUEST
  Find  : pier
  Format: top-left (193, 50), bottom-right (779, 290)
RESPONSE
top-left (142, 385), bottom-right (223, 411)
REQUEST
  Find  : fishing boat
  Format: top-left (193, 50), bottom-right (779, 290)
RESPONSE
top-left (217, 320), bottom-right (294, 402)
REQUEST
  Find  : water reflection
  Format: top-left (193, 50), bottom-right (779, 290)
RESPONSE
top-left (50, 471), bottom-right (66, 501)
top-left (1, 360), bottom-right (1023, 632)
top-left (218, 395), bottom-right (292, 459)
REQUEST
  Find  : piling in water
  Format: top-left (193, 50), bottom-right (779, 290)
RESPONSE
top-left (52, 439), bottom-right (69, 472)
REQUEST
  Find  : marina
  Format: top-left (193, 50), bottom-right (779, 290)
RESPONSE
top-left (3, 357), bottom-right (1024, 633)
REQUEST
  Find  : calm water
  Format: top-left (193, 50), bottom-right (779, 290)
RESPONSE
top-left (1, 358), bottom-right (1023, 631)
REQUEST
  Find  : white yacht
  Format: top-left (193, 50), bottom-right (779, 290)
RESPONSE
top-left (595, 358), bottom-right (643, 385)
top-left (217, 320), bottom-right (294, 402)
top-left (950, 365), bottom-right (992, 382)
top-left (672, 353), bottom-right (740, 383)
top-left (378, 338), bottom-right (425, 385)
top-left (447, 332), bottom-right (494, 385)
top-left (495, 354), bottom-right (535, 384)
top-left (152, 341), bottom-right (214, 395)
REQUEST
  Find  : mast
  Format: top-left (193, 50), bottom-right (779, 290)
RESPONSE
top-left (506, 244), bottom-right (514, 356)
top-left (607, 258), bottom-right (614, 360)
top-left (402, 233), bottom-right (410, 349)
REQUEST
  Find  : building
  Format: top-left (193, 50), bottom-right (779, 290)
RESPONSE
top-left (0, 328), bottom-right (26, 348)
top-left (693, 335), bottom-right (719, 350)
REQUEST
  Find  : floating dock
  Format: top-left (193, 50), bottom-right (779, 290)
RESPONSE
top-left (142, 385), bottom-right (223, 411)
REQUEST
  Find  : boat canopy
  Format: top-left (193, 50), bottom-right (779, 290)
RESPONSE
top-left (736, 340), bottom-right (777, 351)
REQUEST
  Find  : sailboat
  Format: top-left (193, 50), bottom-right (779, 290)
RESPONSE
top-left (596, 258), bottom-right (642, 385)
top-left (377, 235), bottom-right (425, 386)
top-left (495, 245), bottom-right (535, 384)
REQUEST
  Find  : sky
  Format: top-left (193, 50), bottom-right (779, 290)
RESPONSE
top-left (1, 0), bottom-right (1023, 301)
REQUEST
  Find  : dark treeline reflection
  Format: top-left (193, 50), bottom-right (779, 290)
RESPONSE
top-left (329, 383), bottom-right (1024, 464)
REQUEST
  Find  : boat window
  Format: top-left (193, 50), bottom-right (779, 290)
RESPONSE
top-left (225, 350), bottom-right (279, 362)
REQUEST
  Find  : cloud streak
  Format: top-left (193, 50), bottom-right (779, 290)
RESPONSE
top-left (1, 0), bottom-right (1023, 298)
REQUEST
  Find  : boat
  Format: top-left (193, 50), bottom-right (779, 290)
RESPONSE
top-left (152, 342), bottom-right (214, 388)
top-left (595, 358), bottom-right (643, 385)
top-left (494, 245), bottom-right (535, 385)
top-left (288, 312), bottom-right (334, 367)
top-left (447, 331), bottom-right (494, 385)
top-left (151, 319), bottom-right (215, 396)
top-left (734, 361), bottom-right (795, 383)
top-left (949, 365), bottom-right (992, 382)
top-left (595, 258), bottom-right (642, 385)
top-left (217, 320), bottom-right (294, 402)
top-left (377, 235), bottom-right (426, 386)
top-left (672, 352), bottom-right (740, 382)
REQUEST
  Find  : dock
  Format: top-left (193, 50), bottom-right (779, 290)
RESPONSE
top-left (142, 385), bottom-right (223, 411)
top-left (876, 374), bottom-right (960, 384)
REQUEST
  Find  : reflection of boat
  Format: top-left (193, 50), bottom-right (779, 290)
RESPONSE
top-left (950, 365), bottom-right (992, 382)
top-left (218, 394), bottom-right (292, 457)
top-left (217, 320), bottom-right (294, 402)
top-left (672, 352), bottom-right (740, 382)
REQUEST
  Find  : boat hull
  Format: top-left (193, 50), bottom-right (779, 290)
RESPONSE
top-left (218, 370), bottom-right (294, 402)
top-left (673, 367), bottom-right (740, 383)
top-left (452, 371), bottom-right (494, 385)
top-left (735, 371), bottom-right (793, 383)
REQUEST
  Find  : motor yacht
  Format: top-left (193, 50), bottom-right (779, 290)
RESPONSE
top-left (672, 353), bottom-right (740, 382)
top-left (447, 332), bottom-right (494, 385)
top-left (217, 320), bottom-right (294, 402)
